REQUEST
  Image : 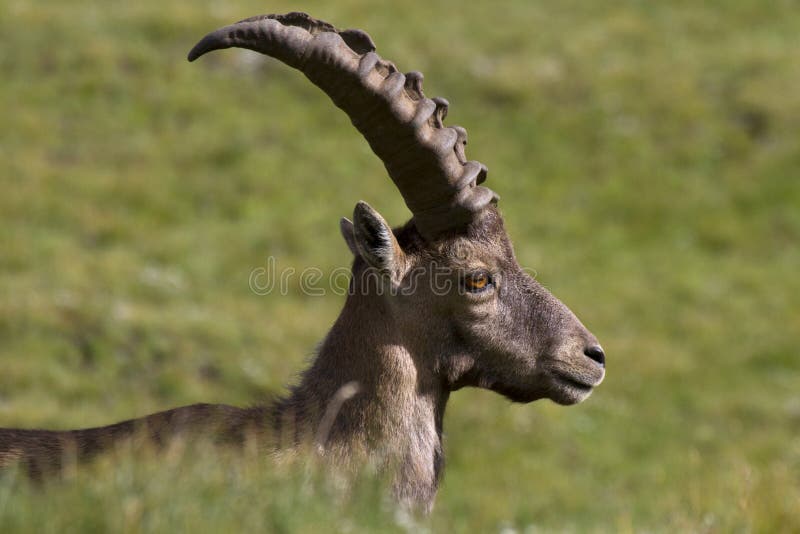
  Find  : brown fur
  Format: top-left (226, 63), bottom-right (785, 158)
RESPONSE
top-left (1, 206), bottom-right (604, 511)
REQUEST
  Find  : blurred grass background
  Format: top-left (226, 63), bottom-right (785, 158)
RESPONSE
top-left (1, 0), bottom-right (799, 531)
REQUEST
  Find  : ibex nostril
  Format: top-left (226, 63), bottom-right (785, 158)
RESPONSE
top-left (584, 345), bottom-right (605, 367)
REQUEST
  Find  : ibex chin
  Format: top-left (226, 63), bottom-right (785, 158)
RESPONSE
top-left (0, 12), bottom-right (605, 511)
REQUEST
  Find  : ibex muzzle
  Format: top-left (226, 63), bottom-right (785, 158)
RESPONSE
top-left (1, 12), bottom-right (605, 511)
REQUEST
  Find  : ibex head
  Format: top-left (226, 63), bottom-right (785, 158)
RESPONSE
top-left (339, 202), bottom-right (604, 406)
top-left (189, 13), bottom-right (605, 407)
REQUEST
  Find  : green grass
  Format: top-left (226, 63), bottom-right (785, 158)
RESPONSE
top-left (1, 0), bottom-right (799, 531)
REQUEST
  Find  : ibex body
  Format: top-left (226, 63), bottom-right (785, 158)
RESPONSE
top-left (0, 12), bottom-right (605, 511)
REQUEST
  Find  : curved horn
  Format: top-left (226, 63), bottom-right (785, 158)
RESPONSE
top-left (188, 12), bottom-right (498, 240)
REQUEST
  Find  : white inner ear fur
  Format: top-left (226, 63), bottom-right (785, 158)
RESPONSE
top-left (351, 201), bottom-right (406, 283)
top-left (339, 217), bottom-right (359, 257)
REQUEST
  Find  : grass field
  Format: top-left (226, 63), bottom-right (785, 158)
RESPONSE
top-left (1, 0), bottom-right (799, 531)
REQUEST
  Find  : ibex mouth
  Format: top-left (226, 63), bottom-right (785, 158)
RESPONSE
top-left (553, 372), bottom-right (596, 391)
top-left (548, 370), bottom-right (602, 405)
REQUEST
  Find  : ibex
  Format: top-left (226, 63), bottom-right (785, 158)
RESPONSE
top-left (0, 12), bottom-right (605, 511)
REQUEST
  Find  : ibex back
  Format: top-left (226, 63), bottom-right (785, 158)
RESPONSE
top-left (0, 12), bottom-right (605, 511)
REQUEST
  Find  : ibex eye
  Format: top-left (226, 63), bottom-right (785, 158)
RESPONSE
top-left (464, 271), bottom-right (493, 292)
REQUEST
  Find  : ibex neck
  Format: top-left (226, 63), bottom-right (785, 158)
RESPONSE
top-left (278, 291), bottom-right (448, 508)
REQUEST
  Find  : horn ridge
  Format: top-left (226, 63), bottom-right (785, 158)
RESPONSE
top-left (189, 12), bottom-right (497, 240)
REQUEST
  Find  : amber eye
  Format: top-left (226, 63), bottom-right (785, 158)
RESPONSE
top-left (464, 271), bottom-right (493, 293)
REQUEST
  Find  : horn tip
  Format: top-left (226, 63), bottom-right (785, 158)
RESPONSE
top-left (187, 38), bottom-right (214, 62)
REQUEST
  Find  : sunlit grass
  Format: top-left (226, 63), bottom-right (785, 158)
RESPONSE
top-left (1, 0), bottom-right (798, 531)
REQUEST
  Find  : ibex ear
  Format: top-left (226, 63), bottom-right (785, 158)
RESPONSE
top-left (351, 201), bottom-right (406, 282)
top-left (339, 217), bottom-right (359, 256)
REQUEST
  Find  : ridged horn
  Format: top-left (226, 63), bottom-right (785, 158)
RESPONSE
top-left (188, 12), bottom-right (498, 240)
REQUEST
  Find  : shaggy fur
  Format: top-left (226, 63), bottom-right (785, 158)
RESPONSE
top-left (1, 207), bottom-right (604, 511)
